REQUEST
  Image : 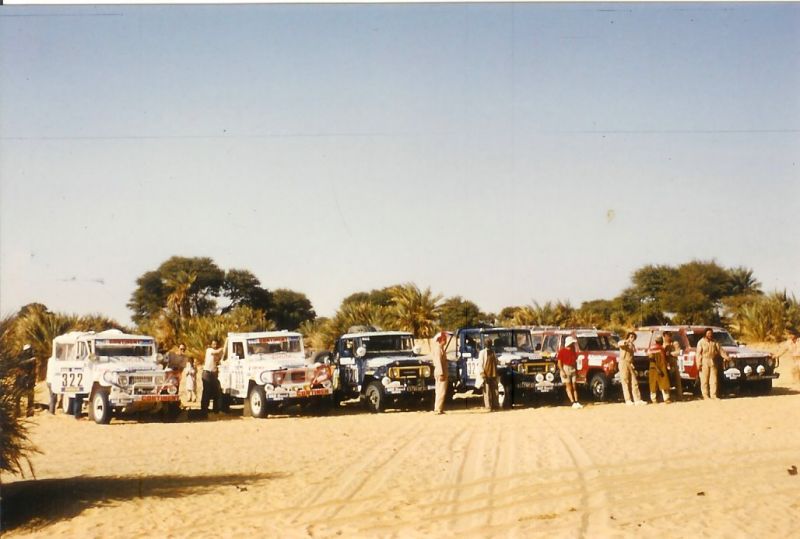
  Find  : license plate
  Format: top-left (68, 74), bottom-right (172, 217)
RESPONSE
top-left (64, 386), bottom-right (83, 392)
top-left (404, 385), bottom-right (426, 392)
top-left (140, 395), bottom-right (177, 402)
top-left (536, 385), bottom-right (553, 392)
top-left (295, 388), bottom-right (332, 397)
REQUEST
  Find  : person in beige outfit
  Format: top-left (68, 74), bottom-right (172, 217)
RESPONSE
top-left (618, 332), bottom-right (645, 405)
top-left (648, 337), bottom-right (672, 403)
top-left (696, 328), bottom-right (729, 400)
top-left (432, 331), bottom-right (449, 415)
top-left (479, 339), bottom-right (499, 411)
top-left (663, 332), bottom-right (683, 401)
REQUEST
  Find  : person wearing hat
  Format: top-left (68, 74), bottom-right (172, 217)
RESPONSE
top-left (647, 336), bottom-right (671, 404)
top-left (618, 332), bottom-right (646, 405)
top-left (479, 338), bottom-right (499, 411)
top-left (432, 330), bottom-right (449, 414)
top-left (557, 336), bottom-right (582, 409)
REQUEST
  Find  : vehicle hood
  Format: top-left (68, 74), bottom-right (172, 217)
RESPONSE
top-left (725, 346), bottom-right (770, 359)
top-left (94, 359), bottom-right (162, 374)
top-left (247, 353), bottom-right (307, 371)
top-left (365, 355), bottom-right (432, 369)
top-left (496, 351), bottom-right (542, 365)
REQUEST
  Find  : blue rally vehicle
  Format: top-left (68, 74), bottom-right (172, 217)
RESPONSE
top-left (448, 326), bottom-right (562, 408)
top-left (330, 329), bottom-right (436, 413)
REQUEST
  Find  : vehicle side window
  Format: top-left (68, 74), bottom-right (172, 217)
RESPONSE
top-left (232, 342), bottom-right (244, 358)
top-left (341, 339), bottom-right (354, 357)
top-left (634, 332), bottom-right (651, 350)
top-left (78, 342), bottom-right (89, 359)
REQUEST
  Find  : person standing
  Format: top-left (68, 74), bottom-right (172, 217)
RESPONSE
top-left (165, 343), bottom-right (189, 373)
top-left (15, 344), bottom-right (37, 417)
top-left (618, 332), bottom-right (646, 406)
top-left (662, 332), bottom-right (683, 401)
top-left (557, 336), bottom-right (582, 409)
top-left (184, 359), bottom-right (197, 403)
top-left (432, 330), bottom-right (449, 415)
top-left (647, 337), bottom-right (672, 403)
top-left (201, 339), bottom-right (225, 415)
top-left (696, 328), bottom-right (729, 400)
top-left (777, 331), bottom-right (800, 380)
top-left (479, 338), bottom-right (499, 411)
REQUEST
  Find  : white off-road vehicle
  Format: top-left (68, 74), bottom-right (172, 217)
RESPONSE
top-left (218, 331), bottom-right (334, 418)
top-left (45, 329), bottom-right (181, 424)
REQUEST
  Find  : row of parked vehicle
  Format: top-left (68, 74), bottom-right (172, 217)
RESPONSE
top-left (45, 324), bottom-right (780, 424)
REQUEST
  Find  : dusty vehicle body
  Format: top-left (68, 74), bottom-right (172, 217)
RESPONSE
top-left (530, 328), bottom-right (623, 401)
top-left (218, 331), bottom-right (334, 418)
top-left (45, 330), bottom-right (180, 424)
top-left (450, 327), bottom-right (557, 408)
top-left (330, 331), bottom-right (435, 413)
top-left (635, 325), bottom-right (779, 393)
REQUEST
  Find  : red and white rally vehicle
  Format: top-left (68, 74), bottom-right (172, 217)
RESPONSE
top-left (634, 325), bottom-right (779, 394)
top-left (530, 328), bottom-right (622, 401)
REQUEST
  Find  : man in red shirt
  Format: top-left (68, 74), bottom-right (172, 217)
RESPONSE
top-left (558, 336), bottom-right (582, 409)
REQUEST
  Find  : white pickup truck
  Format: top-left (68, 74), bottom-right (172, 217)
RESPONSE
top-left (218, 331), bottom-right (334, 418)
top-left (45, 329), bottom-right (180, 424)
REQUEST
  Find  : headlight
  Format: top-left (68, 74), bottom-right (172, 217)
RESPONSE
top-left (757, 365), bottom-right (766, 375)
top-left (743, 365), bottom-right (753, 375)
top-left (264, 384), bottom-right (274, 392)
top-left (766, 357), bottom-right (775, 368)
top-left (422, 366), bottom-right (431, 378)
top-left (388, 367), bottom-right (398, 379)
top-left (102, 371), bottom-right (115, 384)
top-left (381, 376), bottom-right (391, 387)
top-left (725, 359), bottom-right (736, 369)
top-left (167, 384), bottom-right (178, 395)
top-left (535, 373), bottom-right (544, 383)
top-left (117, 375), bottom-right (128, 387)
top-left (549, 365), bottom-right (556, 374)
top-left (260, 371), bottom-right (273, 384)
top-left (546, 372), bottom-right (555, 382)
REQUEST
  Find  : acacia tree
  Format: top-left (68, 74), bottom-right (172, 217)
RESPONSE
top-left (269, 289), bottom-right (316, 331)
top-left (438, 296), bottom-right (485, 330)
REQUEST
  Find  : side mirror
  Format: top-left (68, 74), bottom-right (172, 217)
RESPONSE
top-left (356, 346), bottom-right (367, 358)
top-left (412, 345), bottom-right (422, 355)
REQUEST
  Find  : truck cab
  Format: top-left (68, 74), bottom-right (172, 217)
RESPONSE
top-left (331, 330), bottom-right (434, 413)
top-left (530, 328), bottom-right (621, 401)
top-left (45, 329), bottom-right (180, 424)
top-left (451, 327), bottom-right (555, 408)
top-left (635, 325), bottom-right (779, 394)
top-left (218, 331), bottom-right (334, 418)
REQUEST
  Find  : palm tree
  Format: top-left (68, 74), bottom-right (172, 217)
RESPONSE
top-left (388, 283), bottom-right (442, 338)
top-left (164, 270), bottom-right (198, 320)
top-left (12, 306), bottom-right (79, 379)
top-left (727, 267), bottom-right (763, 297)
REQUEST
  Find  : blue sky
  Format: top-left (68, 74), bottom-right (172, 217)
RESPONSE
top-left (1, 3), bottom-right (799, 324)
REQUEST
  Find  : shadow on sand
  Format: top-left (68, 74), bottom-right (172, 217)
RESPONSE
top-left (1, 471), bottom-right (288, 532)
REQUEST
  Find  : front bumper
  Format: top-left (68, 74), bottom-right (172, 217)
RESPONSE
top-left (383, 379), bottom-right (435, 395)
top-left (265, 386), bottom-right (334, 401)
top-left (723, 368), bottom-right (779, 383)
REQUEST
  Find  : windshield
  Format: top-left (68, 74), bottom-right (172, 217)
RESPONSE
top-left (532, 334), bottom-right (543, 351)
top-left (576, 334), bottom-right (619, 351)
top-left (361, 335), bottom-right (413, 353)
top-left (247, 336), bottom-right (303, 355)
top-left (541, 335), bottom-right (561, 354)
top-left (482, 330), bottom-right (533, 352)
top-left (94, 339), bottom-right (155, 359)
top-left (686, 330), bottom-right (737, 347)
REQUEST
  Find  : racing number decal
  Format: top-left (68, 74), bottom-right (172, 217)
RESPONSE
top-left (61, 372), bottom-right (83, 389)
top-left (466, 358), bottom-right (479, 378)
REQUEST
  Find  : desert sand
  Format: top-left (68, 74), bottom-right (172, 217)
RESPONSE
top-left (3, 351), bottom-right (799, 538)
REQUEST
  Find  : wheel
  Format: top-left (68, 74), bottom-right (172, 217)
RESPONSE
top-left (48, 385), bottom-right (57, 414)
top-left (589, 373), bottom-right (610, 401)
top-left (364, 382), bottom-right (384, 413)
top-left (498, 378), bottom-right (513, 409)
top-left (90, 390), bottom-right (112, 424)
top-left (248, 385), bottom-right (268, 418)
top-left (161, 402), bottom-right (181, 422)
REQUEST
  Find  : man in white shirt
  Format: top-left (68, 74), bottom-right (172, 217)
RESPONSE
top-left (201, 339), bottom-right (225, 415)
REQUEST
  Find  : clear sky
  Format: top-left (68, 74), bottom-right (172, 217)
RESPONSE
top-left (1, 3), bottom-right (799, 325)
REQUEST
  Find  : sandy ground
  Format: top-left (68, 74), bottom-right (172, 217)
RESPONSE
top-left (3, 352), bottom-right (799, 538)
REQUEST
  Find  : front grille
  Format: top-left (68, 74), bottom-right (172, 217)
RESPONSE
top-left (134, 386), bottom-right (157, 395)
top-left (520, 362), bottom-right (549, 375)
top-left (290, 370), bottom-right (307, 383)
top-left (389, 366), bottom-right (422, 379)
top-left (130, 375), bottom-right (159, 385)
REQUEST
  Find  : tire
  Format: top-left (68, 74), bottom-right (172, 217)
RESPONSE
top-left (48, 385), bottom-right (57, 414)
top-left (220, 393), bottom-right (232, 413)
top-left (248, 385), bottom-right (268, 419)
top-left (90, 390), bottom-right (112, 424)
top-left (589, 373), bottom-right (610, 401)
top-left (498, 378), bottom-right (513, 409)
top-left (62, 395), bottom-right (73, 414)
top-left (162, 402), bottom-right (181, 422)
top-left (364, 382), bottom-right (384, 413)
